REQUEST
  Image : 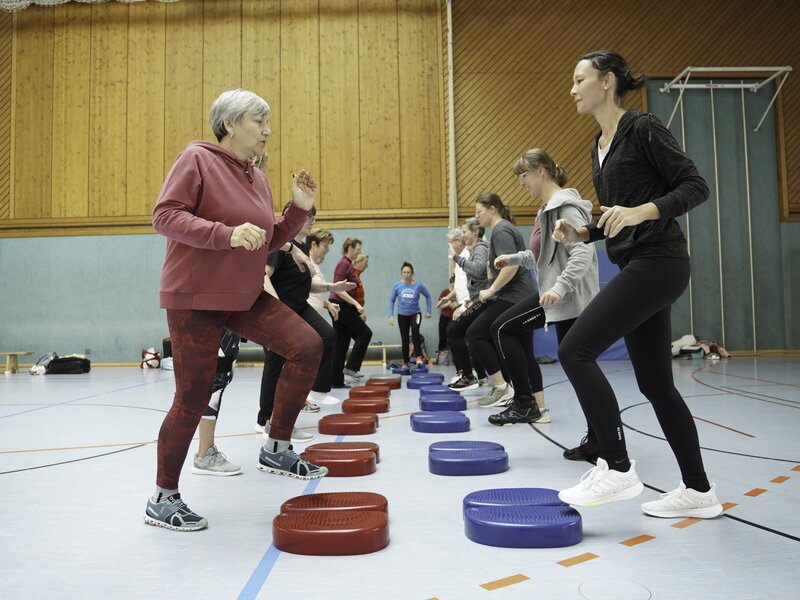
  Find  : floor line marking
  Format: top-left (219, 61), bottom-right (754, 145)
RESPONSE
top-left (771, 476), bottom-right (789, 484)
top-left (480, 573), bottom-right (530, 591)
top-left (792, 465), bottom-right (800, 472)
top-left (620, 534), bottom-right (655, 547)
top-left (557, 553), bottom-right (599, 567)
top-left (744, 488), bottom-right (767, 497)
top-left (722, 502), bottom-right (738, 511)
top-left (691, 415), bottom-right (755, 438)
top-left (671, 518), bottom-right (700, 529)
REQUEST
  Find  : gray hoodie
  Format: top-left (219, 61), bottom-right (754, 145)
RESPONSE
top-left (507, 188), bottom-right (599, 323)
top-left (453, 238), bottom-right (489, 304)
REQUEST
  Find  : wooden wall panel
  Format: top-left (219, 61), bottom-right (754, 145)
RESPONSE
top-left (398, 0), bottom-right (442, 209)
top-left (280, 0), bottom-right (321, 210)
top-left (51, 4), bottom-right (90, 218)
top-left (242, 0), bottom-right (282, 201)
top-left (88, 2), bottom-right (128, 217)
top-left (163, 0), bottom-right (203, 171)
top-left (319, 0), bottom-right (360, 212)
top-left (203, 0), bottom-right (241, 144)
top-left (358, 0), bottom-right (401, 210)
top-left (126, 1), bottom-right (166, 216)
top-left (13, 7), bottom-right (53, 220)
top-left (0, 11), bottom-right (12, 220)
top-left (448, 0), bottom-right (799, 222)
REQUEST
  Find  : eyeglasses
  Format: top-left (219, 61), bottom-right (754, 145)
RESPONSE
top-left (306, 215), bottom-right (316, 223)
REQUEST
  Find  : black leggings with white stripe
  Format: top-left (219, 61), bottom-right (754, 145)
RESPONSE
top-left (488, 295), bottom-right (545, 399)
top-left (397, 313), bottom-right (423, 364)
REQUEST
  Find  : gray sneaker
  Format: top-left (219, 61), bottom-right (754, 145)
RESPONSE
top-left (144, 493), bottom-right (208, 532)
top-left (478, 384), bottom-right (515, 407)
top-left (343, 368), bottom-right (364, 380)
top-left (257, 445), bottom-right (328, 480)
top-left (255, 422), bottom-right (315, 443)
top-left (191, 445), bottom-right (242, 476)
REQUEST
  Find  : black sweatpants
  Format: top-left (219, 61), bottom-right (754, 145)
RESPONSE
top-left (558, 257), bottom-right (710, 490)
top-left (331, 302), bottom-right (372, 385)
top-left (489, 295), bottom-right (545, 400)
top-left (446, 301), bottom-right (487, 378)
top-left (437, 314), bottom-right (452, 352)
top-left (258, 303), bottom-right (336, 424)
top-left (465, 298), bottom-right (516, 377)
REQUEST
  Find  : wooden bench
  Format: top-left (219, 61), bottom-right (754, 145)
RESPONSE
top-left (2, 351), bottom-right (33, 374)
top-left (368, 343), bottom-right (402, 367)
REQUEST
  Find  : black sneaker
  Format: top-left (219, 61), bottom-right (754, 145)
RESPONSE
top-left (563, 435), bottom-right (600, 463)
top-left (488, 398), bottom-right (541, 426)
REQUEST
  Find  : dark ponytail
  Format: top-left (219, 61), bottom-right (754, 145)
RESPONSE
top-left (579, 50), bottom-right (646, 101)
top-left (476, 192), bottom-right (515, 225)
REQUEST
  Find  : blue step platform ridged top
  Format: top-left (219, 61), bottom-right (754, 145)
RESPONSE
top-left (428, 450), bottom-right (509, 476)
top-left (462, 488), bottom-right (565, 511)
top-left (417, 384), bottom-right (456, 396)
top-left (463, 505), bottom-right (582, 548)
top-left (407, 377), bottom-right (445, 389)
top-left (391, 367), bottom-right (411, 375)
top-left (410, 411), bottom-right (470, 433)
top-left (429, 440), bottom-right (504, 453)
top-left (419, 395), bottom-right (467, 411)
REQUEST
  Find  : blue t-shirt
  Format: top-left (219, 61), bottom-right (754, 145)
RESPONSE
top-left (388, 281), bottom-right (432, 316)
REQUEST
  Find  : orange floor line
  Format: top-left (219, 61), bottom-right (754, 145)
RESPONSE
top-left (620, 534), bottom-right (655, 547)
top-left (744, 488), bottom-right (767, 497)
top-left (691, 415), bottom-right (755, 437)
top-left (557, 553), bottom-right (599, 567)
top-left (722, 502), bottom-right (738, 511)
top-left (792, 465), bottom-right (800, 472)
top-left (480, 574), bottom-right (530, 591)
top-left (672, 518), bottom-right (700, 529)
top-left (771, 476), bottom-right (789, 484)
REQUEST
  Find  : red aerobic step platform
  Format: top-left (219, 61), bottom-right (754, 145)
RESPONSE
top-left (366, 375), bottom-right (402, 389)
top-left (342, 397), bottom-right (390, 414)
top-left (305, 441), bottom-right (381, 462)
top-left (318, 413), bottom-right (378, 435)
top-left (300, 450), bottom-right (377, 476)
top-left (273, 511), bottom-right (389, 555)
top-left (280, 491), bottom-right (388, 514)
top-left (349, 386), bottom-right (390, 399)
top-left (365, 381), bottom-right (394, 393)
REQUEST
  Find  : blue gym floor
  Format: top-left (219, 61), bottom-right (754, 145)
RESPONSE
top-left (1, 357), bottom-right (798, 599)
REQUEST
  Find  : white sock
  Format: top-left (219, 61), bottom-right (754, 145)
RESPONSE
top-left (154, 487), bottom-right (178, 502)
top-left (264, 437), bottom-right (291, 453)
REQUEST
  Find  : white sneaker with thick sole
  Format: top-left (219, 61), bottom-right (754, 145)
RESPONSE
top-left (533, 407), bottom-right (551, 424)
top-left (478, 384), bottom-right (515, 408)
top-left (641, 482), bottom-right (723, 519)
top-left (558, 458), bottom-right (644, 507)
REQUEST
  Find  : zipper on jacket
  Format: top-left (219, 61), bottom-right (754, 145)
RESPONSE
top-left (244, 164), bottom-right (253, 183)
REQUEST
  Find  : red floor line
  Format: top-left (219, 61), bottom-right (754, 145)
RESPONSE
top-left (691, 415), bottom-right (755, 438)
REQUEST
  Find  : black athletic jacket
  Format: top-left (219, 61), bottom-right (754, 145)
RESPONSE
top-left (586, 110), bottom-right (709, 266)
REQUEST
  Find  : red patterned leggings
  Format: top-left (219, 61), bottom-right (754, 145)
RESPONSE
top-left (157, 293), bottom-right (322, 489)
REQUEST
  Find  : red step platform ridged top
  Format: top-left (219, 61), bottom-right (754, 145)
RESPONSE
top-left (273, 511), bottom-right (389, 555)
top-left (280, 491), bottom-right (388, 513)
top-left (318, 413), bottom-right (378, 435)
top-left (300, 450), bottom-right (377, 476)
top-left (366, 375), bottom-right (402, 389)
top-left (348, 386), bottom-right (390, 399)
top-left (342, 397), bottom-right (390, 413)
top-left (305, 441), bottom-right (381, 462)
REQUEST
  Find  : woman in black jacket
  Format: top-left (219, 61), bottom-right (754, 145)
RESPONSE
top-left (554, 51), bottom-right (722, 519)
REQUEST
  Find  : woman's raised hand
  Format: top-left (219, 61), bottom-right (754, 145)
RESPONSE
top-left (291, 170), bottom-right (318, 211)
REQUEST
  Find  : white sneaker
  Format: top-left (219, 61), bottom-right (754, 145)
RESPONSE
top-left (255, 423), bottom-right (315, 443)
top-left (478, 384), bottom-right (515, 407)
top-left (308, 391), bottom-right (340, 405)
top-left (641, 482), bottom-right (723, 519)
top-left (533, 407), bottom-right (551, 424)
top-left (558, 458), bottom-right (644, 507)
top-left (301, 401), bottom-right (320, 413)
top-left (449, 371), bottom-right (464, 385)
top-left (191, 445), bottom-right (243, 476)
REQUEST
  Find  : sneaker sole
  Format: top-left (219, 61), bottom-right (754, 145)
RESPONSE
top-left (256, 463), bottom-right (328, 480)
top-left (559, 481), bottom-right (644, 507)
top-left (191, 466), bottom-right (243, 477)
top-left (143, 515), bottom-right (208, 532)
top-left (480, 396), bottom-right (514, 408)
top-left (641, 503), bottom-right (724, 519)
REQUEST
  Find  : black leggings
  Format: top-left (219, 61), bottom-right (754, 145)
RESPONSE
top-left (397, 313), bottom-right (422, 363)
top-left (438, 315), bottom-right (451, 351)
top-left (446, 302), bottom-right (487, 378)
top-left (558, 257), bottom-right (710, 490)
top-left (331, 303), bottom-right (372, 385)
top-left (465, 299), bottom-right (516, 377)
top-left (258, 304), bottom-right (336, 424)
top-left (489, 295), bottom-right (545, 399)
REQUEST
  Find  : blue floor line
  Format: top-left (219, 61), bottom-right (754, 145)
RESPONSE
top-left (237, 434), bottom-right (344, 600)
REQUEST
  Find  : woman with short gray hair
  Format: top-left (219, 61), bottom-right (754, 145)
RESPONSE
top-left (146, 89), bottom-right (327, 532)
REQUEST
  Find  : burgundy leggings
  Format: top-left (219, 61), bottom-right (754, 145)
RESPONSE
top-left (157, 293), bottom-right (322, 489)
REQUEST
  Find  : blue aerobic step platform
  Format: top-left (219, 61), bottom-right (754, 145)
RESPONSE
top-left (428, 450), bottom-right (509, 476)
top-left (419, 395), bottom-right (466, 411)
top-left (410, 411), bottom-right (470, 433)
top-left (410, 365), bottom-right (429, 373)
top-left (462, 487), bottom-right (581, 548)
top-left (410, 372), bottom-right (444, 383)
top-left (391, 367), bottom-right (411, 375)
top-left (406, 376), bottom-right (445, 389)
top-left (417, 384), bottom-right (456, 396)
top-left (429, 440), bottom-right (504, 453)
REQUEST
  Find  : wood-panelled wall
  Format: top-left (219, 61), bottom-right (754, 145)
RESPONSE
top-left (0, 0), bottom-right (445, 237)
top-left (448, 0), bottom-right (800, 223)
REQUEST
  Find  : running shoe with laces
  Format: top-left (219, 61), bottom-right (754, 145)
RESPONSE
top-left (257, 445), bottom-right (328, 480)
top-left (301, 401), bottom-right (320, 413)
top-left (255, 422), bottom-right (315, 443)
top-left (478, 384), bottom-right (514, 407)
top-left (144, 493), bottom-right (208, 532)
top-left (488, 398), bottom-right (541, 426)
top-left (191, 445), bottom-right (242, 476)
top-left (343, 368), bottom-right (364, 380)
top-left (449, 371), bottom-right (465, 385)
top-left (563, 434), bottom-right (600, 463)
top-left (558, 458), bottom-right (644, 507)
top-left (641, 482), bottom-right (723, 519)
top-left (448, 374), bottom-right (479, 391)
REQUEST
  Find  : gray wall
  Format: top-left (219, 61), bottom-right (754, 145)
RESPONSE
top-left (649, 79), bottom-right (800, 351)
